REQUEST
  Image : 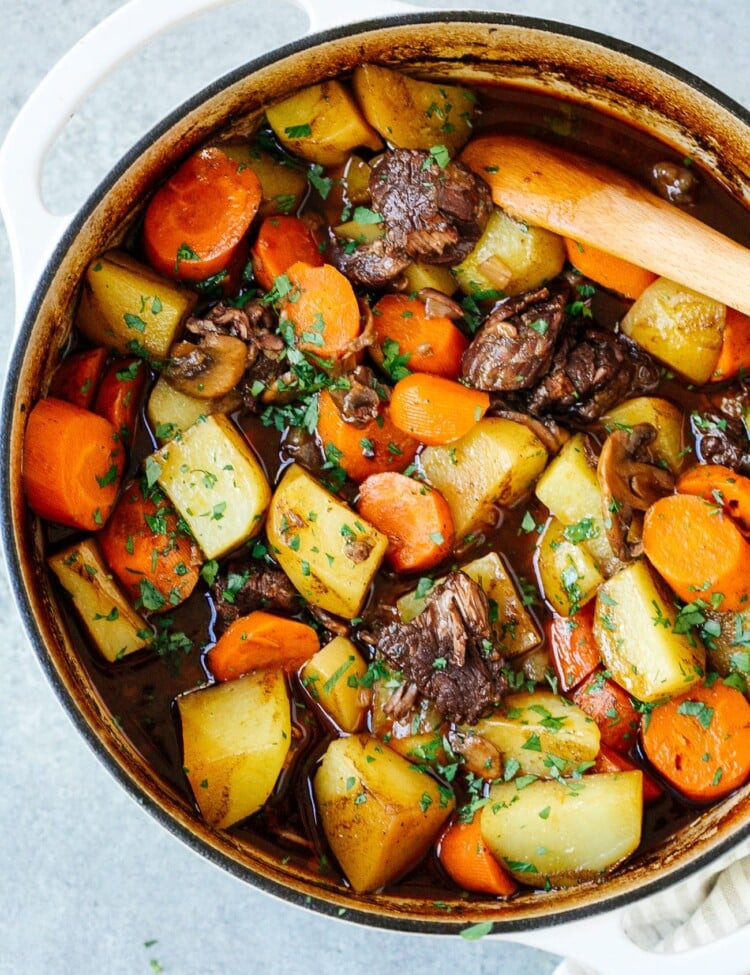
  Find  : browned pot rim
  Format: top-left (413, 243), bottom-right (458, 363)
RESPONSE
top-left (4, 10), bottom-right (750, 934)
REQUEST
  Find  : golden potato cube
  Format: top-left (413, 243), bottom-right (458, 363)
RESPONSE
top-left (620, 277), bottom-right (725, 384)
top-left (266, 81), bottom-right (382, 167)
top-left (301, 636), bottom-right (368, 733)
top-left (151, 414), bottom-right (271, 560)
top-left (401, 261), bottom-right (458, 296)
top-left (146, 377), bottom-right (240, 443)
top-left (397, 552), bottom-right (540, 658)
top-left (219, 141), bottom-right (308, 218)
top-left (314, 735), bottom-right (454, 893)
top-left (48, 538), bottom-right (150, 662)
top-left (266, 464), bottom-right (387, 618)
top-left (421, 417), bottom-right (548, 540)
top-left (178, 669), bottom-right (291, 829)
top-left (601, 396), bottom-right (689, 475)
top-left (352, 64), bottom-right (476, 155)
top-left (455, 208), bottom-right (566, 297)
top-left (467, 689), bottom-right (600, 779)
top-left (481, 772), bottom-right (642, 888)
top-left (535, 516), bottom-right (605, 616)
top-left (76, 250), bottom-right (196, 359)
top-left (593, 560), bottom-right (705, 702)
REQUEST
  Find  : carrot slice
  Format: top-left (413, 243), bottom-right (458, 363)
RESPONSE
top-left (389, 374), bottom-right (489, 445)
top-left (571, 668), bottom-right (642, 755)
top-left (372, 294), bottom-right (469, 380)
top-left (49, 347), bottom-right (108, 409)
top-left (677, 463), bottom-right (750, 535)
top-left (316, 388), bottom-right (418, 484)
top-left (711, 308), bottom-right (750, 382)
top-left (547, 602), bottom-right (600, 692)
top-left (94, 357), bottom-right (148, 445)
top-left (22, 397), bottom-right (124, 531)
top-left (143, 146), bottom-right (262, 281)
top-left (206, 610), bottom-right (320, 681)
top-left (643, 493), bottom-right (750, 612)
top-left (98, 481), bottom-right (201, 610)
top-left (642, 681), bottom-right (750, 802)
top-left (280, 261), bottom-right (361, 359)
top-left (356, 472), bottom-right (454, 573)
top-left (564, 238), bottom-right (657, 300)
top-left (251, 215), bottom-right (323, 291)
top-left (594, 744), bottom-right (663, 805)
top-left (437, 816), bottom-right (518, 897)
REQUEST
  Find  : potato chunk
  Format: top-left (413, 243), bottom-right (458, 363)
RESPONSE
top-left (421, 417), bottom-right (548, 539)
top-left (266, 80), bottom-right (382, 166)
top-left (301, 636), bottom-right (368, 733)
top-left (178, 669), bottom-right (291, 829)
top-left (455, 208), bottom-right (566, 296)
top-left (48, 538), bottom-right (149, 662)
top-left (535, 516), bottom-right (605, 616)
top-left (397, 552), bottom-right (540, 659)
top-left (620, 277), bottom-right (725, 384)
top-left (481, 772), bottom-right (642, 887)
top-left (76, 250), bottom-right (196, 359)
top-left (146, 377), bottom-right (239, 443)
top-left (601, 396), bottom-right (690, 475)
top-left (467, 689), bottom-right (600, 779)
top-left (220, 141), bottom-right (308, 218)
top-left (151, 414), bottom-right (271, 560)
top-left (352, 64), bottom-right (475, 155)
top-left (314, 735), bottom-right (454, 893)
top-left (593, 560), bottom-right (705, 701)
top-left (266, 464), bottom-right (387, 618)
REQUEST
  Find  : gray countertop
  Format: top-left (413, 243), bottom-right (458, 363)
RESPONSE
top-left (1, 2), bottom-right (749, 973)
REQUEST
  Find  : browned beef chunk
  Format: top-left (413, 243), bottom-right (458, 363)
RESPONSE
top-left (371, 150), bottom-right (492, 266)
top-left (326, 232), bottom-right (411, 289)
top-left (376, 572), bottom-right (507, 724)
top-left (212, 560), bottom-right (302, 626)
top-left (692, 387), bottom-right (750, 472)
top-left (460, 284), bottom-right (568, 391)
top-left (522, 328), bottom-right (660, 422)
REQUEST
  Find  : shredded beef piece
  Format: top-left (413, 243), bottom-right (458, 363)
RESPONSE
top-left (212, 560), bottom-right (302, 626)
top-left (522, 328), bottom-right (660, 421)
top-left (461, 284), bottom-right (569, 391)
top-left (693, 412), bottom-right (750, 472)
top-left (376, 572), bottom-right (507, 724)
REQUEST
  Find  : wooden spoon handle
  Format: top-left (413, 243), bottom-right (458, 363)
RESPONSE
top-left (461, 135), bottom-right (750, 316)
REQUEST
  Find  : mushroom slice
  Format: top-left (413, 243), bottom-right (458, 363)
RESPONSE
top-left (597, 423), bottom-right (674, 561)
top-left (166, 332), bottom-right (248, 399)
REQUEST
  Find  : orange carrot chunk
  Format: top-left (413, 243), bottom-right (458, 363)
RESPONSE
top-left (98, 481), bottom-right (201, 610)
top-left (252, 215), bottom-right (323, 291)
top-left (571, 669), bottom-right (642, 755)
top-left (22, 397), bottom-right (125, 531)
top-left (437, 816), bottom-right (518, 897)
top-left (594, 744), bottom-right (663, 805)
top-left (389, 374), bottom-right (489, 445)
top-left (94, 357), bottom-right (148, 446)
top-left (356, 472), bottom-right (454, 573)
top-left (643, 493), bottom-right (750, 612)
top-left (677, 463), bottom-right (750, 535)
top-left (280, 261), bottom-right (362, 360)
top-left (316, 389), bottom-right (418, 484)
top-left (207, 610), bottom-right (320, 682)
top-left (712, 308), bottom-right (750, 382)
top-left (547, 602), bottom-right (601, 692)
top-left (564, 238), bottom-right (657, 300)
top-left (642, 681), bottom-right (750, 802)
top-left (143, 146), bottom-right (262, 281)
top-left (372, 294), bottom-right (469, 380)
top-left (49, 347), bottom-right (108, 410)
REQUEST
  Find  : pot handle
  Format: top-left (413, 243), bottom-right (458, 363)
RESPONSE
top-left (0, 0), bottom-right (427, 332)
top-left (499, 900), bottom-right (749, 975)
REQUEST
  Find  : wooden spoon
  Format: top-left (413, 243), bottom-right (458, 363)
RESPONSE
top-left (461, 135), bottom-right (750, 316)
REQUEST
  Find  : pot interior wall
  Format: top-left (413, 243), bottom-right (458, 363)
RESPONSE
top-left (7, 15), bottom-right (750, 930)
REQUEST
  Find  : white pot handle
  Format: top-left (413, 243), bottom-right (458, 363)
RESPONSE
top-left (0, 0), bottom-right (426, 332)
top-left (500, 898), bottom-right (750, 975)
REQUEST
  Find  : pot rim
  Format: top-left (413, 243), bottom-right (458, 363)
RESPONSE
top-left (4, 9), bottom-right (750, 934)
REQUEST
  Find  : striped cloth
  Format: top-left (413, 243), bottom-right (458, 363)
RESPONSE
top-left (553, 838), bottom-right (750, 974)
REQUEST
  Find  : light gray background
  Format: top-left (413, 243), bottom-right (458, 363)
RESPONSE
top-left (2, 2), bottom-right (749, 974)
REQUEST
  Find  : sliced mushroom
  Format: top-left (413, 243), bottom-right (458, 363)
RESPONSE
top-left (597, 423), bottom-right (674, 561)
top-left (166, 332), bottom-right (249, 399)
top-left (447, 729), bottom-right (502, 781)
